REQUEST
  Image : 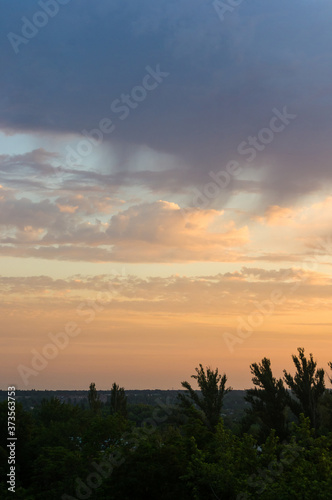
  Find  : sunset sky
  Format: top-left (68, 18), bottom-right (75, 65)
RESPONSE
top-left (1, 0), bottom-right (332, 390)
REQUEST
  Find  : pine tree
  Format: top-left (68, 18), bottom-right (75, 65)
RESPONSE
top-left (245, 357), bottom-right (289, 440)
top-left (88, 382), bottom-right (102, 413)
top-left (110, 382), bottom-right (127, 418)
top-left (178, 364), bottom-right (231, 431)
top-left (283, 348), bottom-right (325, 428)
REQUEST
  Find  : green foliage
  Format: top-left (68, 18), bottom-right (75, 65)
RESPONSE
top-left (36, 397), bottom-right (73, 425)
top-left (80, 413), bottom-right (129, 460)
top-left (183, 421), bottom-right (258, 499)
top-left (178, 363), bottom-right (231, 431)
top-left (88, 382), bottom-right (102, 413)
top-left (255, 416), bottom-right (332, 500)
top-left (127, 403), bottom-right (154, 425)
top-left (245, 358), bottom-right (289, 441)
top-left (110, 382), bottom-right (128, 418)
top-left (100, 427), bottom-right (193, 499)
top-left (284, 348), bottom-right (326, 428)
top-left (31, 446), bottom-right (84, 499)
top-left (318, 390), bottom-right (332, 434)
top-left (1, 354), bottom-right (331, 499)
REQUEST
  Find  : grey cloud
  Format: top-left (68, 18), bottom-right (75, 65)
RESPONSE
top-left (1, 1), bottom-right (332, 203)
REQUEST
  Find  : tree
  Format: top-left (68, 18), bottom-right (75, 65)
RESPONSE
top-left (88, 382), bottom-right (102, 413)
top-left (328, 362), bottom-right (332, 384)
top-left (102, 427), bottom-right (192, 499)
top-left (110, 382), bottom-right (127, 418)
top-left (245, 357), bottom-right (289, 440)
top-left (283, 348), bottom-right (325, 428)
top-left (31, 446), bottom-right (84, 498)
top-left (178, 364), bottom-right (231, 431)
top-left (183, 421), bottom-right (257, 499)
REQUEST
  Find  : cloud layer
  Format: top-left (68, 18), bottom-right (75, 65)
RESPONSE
top-left (1, 0), bottom-right (332, 203)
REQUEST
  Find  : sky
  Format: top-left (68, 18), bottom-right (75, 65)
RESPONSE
top-left (1, 0), bottom-right (332, 390)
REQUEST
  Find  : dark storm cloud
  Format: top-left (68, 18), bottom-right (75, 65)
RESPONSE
top-left (1, 0), bottom-right (332, 201)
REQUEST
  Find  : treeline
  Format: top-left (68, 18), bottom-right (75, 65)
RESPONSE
top-left (0, 348), bottom-right (332, 499)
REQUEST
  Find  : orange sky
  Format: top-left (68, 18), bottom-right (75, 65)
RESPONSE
top-left (2, 249), bottom-right (332, 389)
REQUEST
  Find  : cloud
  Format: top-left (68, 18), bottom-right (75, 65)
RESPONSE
top-left (2, 175), bottom-right (332, 264)
top-left (104, 201), bottom-right (249, 262)
top-left (0, 186), bottom-right (58, 230)
top-left (0, 147), bottom-right (193, 197)
top-left (254, 197), bottom-right (332, 252)
top-left (1, 268), bottom-right (331, 315)
top-left (1, 0), bottom-right (332, 203)
top-left (0, 194), bottom-right (249, 262)
top-left (55, 194), bottom-right (117, 215)
top-left (255, 205), bottom-right (298, 226)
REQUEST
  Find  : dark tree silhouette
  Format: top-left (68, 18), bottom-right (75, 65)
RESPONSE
top-left (245, 357), bottom-right (289, 440)
top-left (178, 364), bottom-right (231, 430)
top-left (88, 382), bottom-right (102, 413)
top-left (110, 382), bottom-right (128, 418)
top-left (283, 347), bottom-right (325, 428)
